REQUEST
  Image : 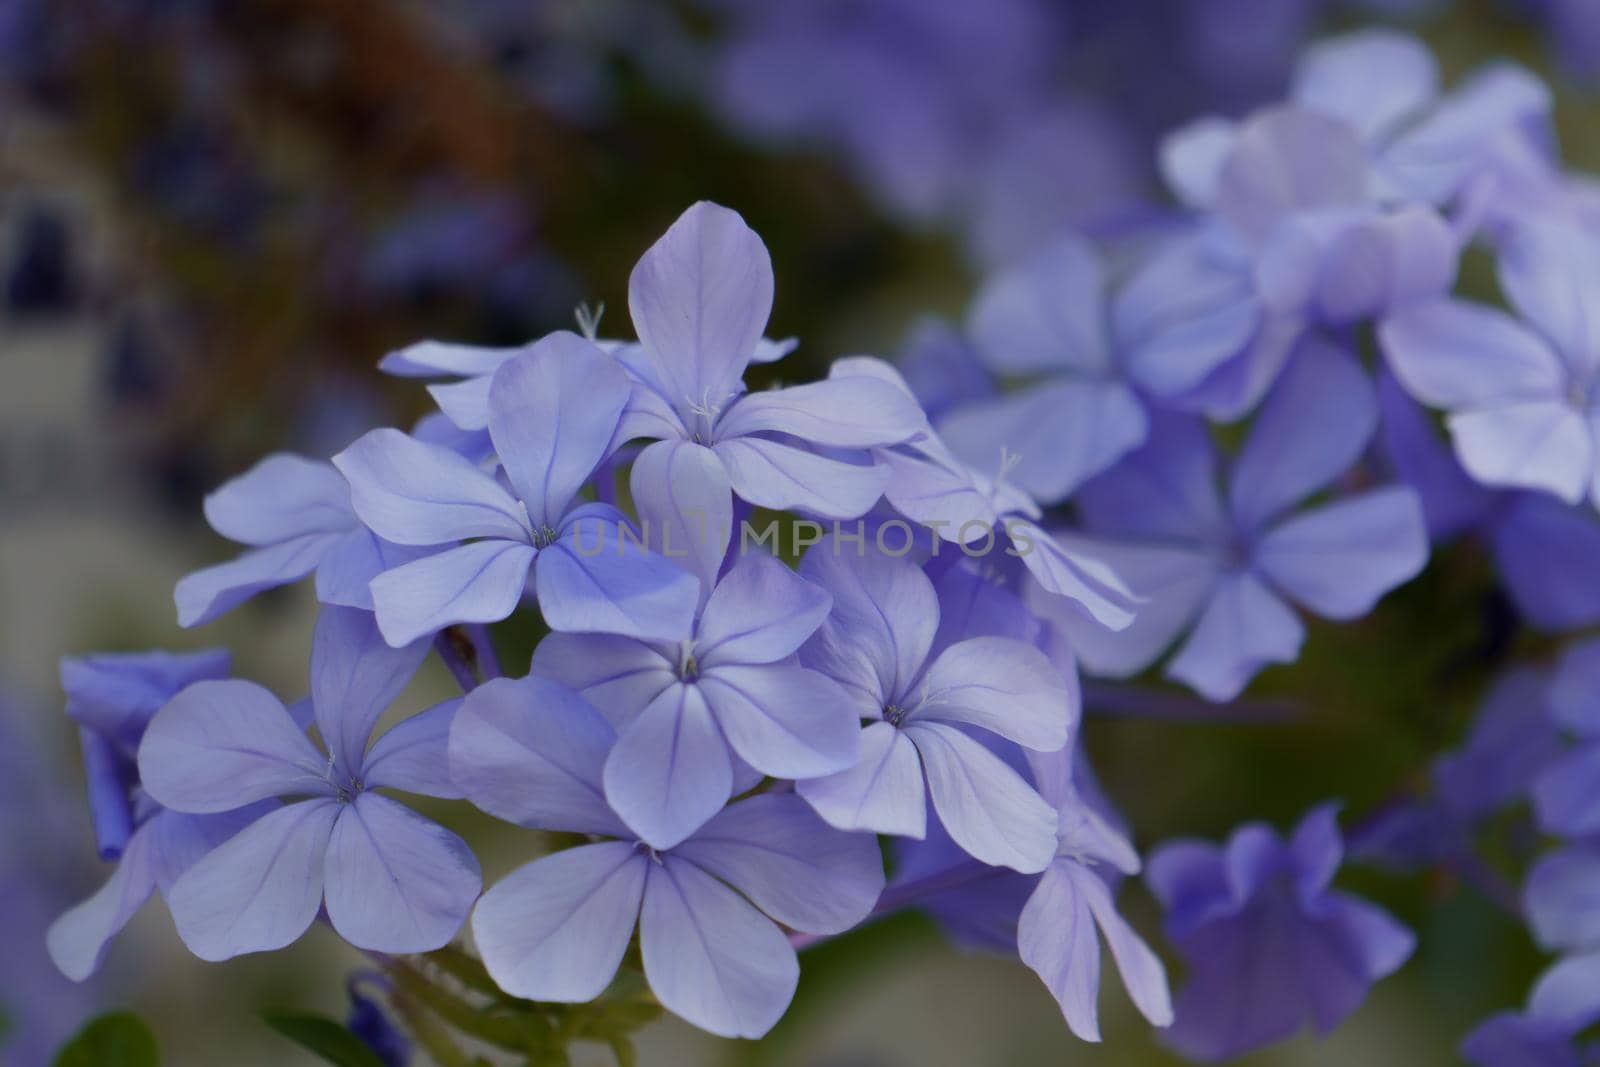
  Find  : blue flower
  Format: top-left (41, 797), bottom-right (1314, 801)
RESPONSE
top-left (1147, 804), bottom-right (1416, 1061)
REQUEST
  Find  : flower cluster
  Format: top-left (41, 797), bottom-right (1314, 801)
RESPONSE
top-left (43, 28), bottom-right (1600, 1065)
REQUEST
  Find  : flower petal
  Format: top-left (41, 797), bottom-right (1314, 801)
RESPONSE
top-left (473, 842), bottom-right (647, 1002)
top-left (908, 721), bottom-right (1058, 874)
top-left (629, 439), bottom-right (733, 606)
top-left (371, 540), bottom-right (536, 647)
top-left (487, 332), bottom-right (632, 526)
top-left (937, 380), bottom-right (1148, 505)
top-left (1292, 30), bottom-right (1439, 139)
top-left (311, 605), bottom-right (429, 777)
top-left (967, 234), bottom-right (1111, 377)
top-left (449, 676), bottom-right (626, 837)
top-left (530, 632), bottom-right (676, 728)
top-left (1229, 336), bottom-right (1377, 530)
top-left (697, 554), bottom-right (832, 668)
top-left (1526, 844), bottom-right (1600, 952)
top-left (47, 823), bottom-right (158, 981)
top-left (1447, 400), bottom-right (1592, 503)
top-left (798, 549), bottom-right (938, 712)
top-left (1255, 487), bottom-right (1428, 619)
top-left (915, 636), bottom-right (1072, 751)
top-left (640, 855), bottom-right (799, 1039)
top-left (1534, 744), bottom-right (1600, 838)
top-left (334, 428), bottom-right (529, 546)
top-left (362, 698), bottom-right (464, 798)
top-left (323, 792), bottom-right (480, 952)
top-left (1380, 298), bottom-right (1567, 409)
top-left (1166, 572), bottom-right (1304, 702)
top-left (715, 377), bottom-right (926, 448)
top-left (176, 535), bottom-right (340, 628)
top-left (673, 793), bottom-right (884, 936)
top-left (628, 202), bottom-right (773, 418)
top-left (1012, 521), bottom-right (1140, 631)
top-left (604, 683), bottom-right (731, 850)
top-left (713, 435), bottom-right (888, 519)
top-left (139, 680), bottom-right (332, 813)
top-left (1215, 107), bottom-right (1368, 244)
top-left (1019, 859), bottom-right (1104, 1040)
top-left (699, 664), bottom-right (859, 780)
top-left (165, 799), bottom-right (340, 961)
top-left (797, 720), bottom-right (926, 838)
top-left (202, 454), bottom-right (353, 546)
top-left (536, 517), bottom-right (699, 641)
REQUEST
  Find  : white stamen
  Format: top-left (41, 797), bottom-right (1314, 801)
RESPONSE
top-left (574, 301), bottom-right (606, 341)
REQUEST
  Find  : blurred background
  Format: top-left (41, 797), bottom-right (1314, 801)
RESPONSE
top-left (2, 1), bottom-right (1592, 1064)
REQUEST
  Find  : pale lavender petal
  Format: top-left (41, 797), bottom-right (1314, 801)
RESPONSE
top-left (797, 720), bottom-right (926, 838)
top-left (1079, 861), bottom-right (1174, 1028)
top-left (1159, 117), bottom-right (1237, 209)
top-left (697, 554), bottom-right (831, 668)
top-left (699, 664), bottom-right (859, 779)
top-left (165, 799), bottom-right (340, 961)
top-left (1012, 521), bottom-right (1140, 631)
top-left (1076, 411), bottom-right (1229, 543)
top-left (603, 683), bottom-right (731, 849)
top-left (1255, 488), bottom-right (1428, 619)
top-left (629, 439), bottom-right (732, 605)
top-left (640, 855), bottom-right (799, 1039)
top-left (1498, 220), bottom-right (1600, 381)
top-left (914, 636), bottom-right (1072, 752)
top-left (146, 805), bottom-right (277, 893)
top-left (1380, 298), bottom-right (1567, 409)
top-left (314, 528), bottom-right (428, 612)
top-left (798, 550), bottom-right (937, 711)
top-left (629, 202), bottom-right (773, 414)
top-left (1167, 572), bottom-right (1305, 702)
top-left (1447, 401), bottom-right (1591, 503)
top-left (714, 377), bottom-right (926, 448)
top-left (176, 535), bottom-right (340, 628)
top-left (1229, 337), bottom-right (1377, 530)
top-left (1529, 950), bottom-right (1600, 1026)
top-left (379, 339), bottom-right (520, 378)
top-left (908, 720), bottom-right (1057, 874)
top-left (323, 792), bottom-right (480, 952)
top-left (371, 540), bottom-right (536, 647)
top-left (1292, 30), bottom-right (1439, 138)
top-left (449, 675), bottom-right (626, 837)
top-left (673, 793), bottom-right (884, 935)
top-left (966, 235), bottom-right (1111, 377)
top-left (937, 380), bottom-right (1148, 504)
top-left (536, 514), bottom-right (699, 640)
top-left (427, 375), bottom-right (495, 431)
top-left (713, 435), bottom-right (888, 519)
top-left (138, 679), bottom-right (332, 813)
top-left (362, 699), bottom-right (464, 798)
top-left (530, 632), bottom-right (676, 728)
top-left (334, 428), bottom-right (529, 546)
top-left (1215, 107), bottom-right (1368, 244)
top-left (1027, 540), bottom-right (1216, 679)
top-left (1018, 859), bottom-right (1104, 1041)
top-left (311, 605), bottom-right (429, 777)
top-left (47, 823), bottom-right (158, 981)
top-left (473, 842), bottom-right (647, 1001)
top-left (1525, 844), bottom-right (1600, 951)
top-left (202, 453), bottom-right (352, 546)
top-left (487, 332), bottom-right (632, 526)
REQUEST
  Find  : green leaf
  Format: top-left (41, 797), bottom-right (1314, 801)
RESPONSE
top-left (53, 1012), bottom-right (159, 1067)
top-left (261, 1012), bottom-right (389, 1067)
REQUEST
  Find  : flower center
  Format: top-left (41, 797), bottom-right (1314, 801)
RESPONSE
top-left (677, 640), bottom-right (699, 682)
top-left (884, 703), bottom-right (909, 727)
top-left (532, 523), bottom-right (561, 549)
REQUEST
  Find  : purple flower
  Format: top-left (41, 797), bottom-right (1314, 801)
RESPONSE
top-left (1463, 952), bottom-right (1600, 1067)
top-left (935, 234), bottom-right (1149, 504)
top-left (47, 649), bottom-right (270, 981)
top-left (1382, 218), bottom-right (1600, 508)
top-left (617, 202), bottom-right (926, 522)
top-left (793, 549), bottom-right (1071, 873)
top-left (1055, 340), bottom-right (1428, 701)
top-left (1017, 745), bottom-right (1174, 1042)
top-left (892, 316), bottom-right (995, 423)
top-left (532, 553), bottom-right (859, 849)
top-left (336, 331), bottom-right (700, 646)
top-left (175, 453), bottom-right (424, 627)
top-left (1147, 804), bottom-right (1416, 1061)
top-left (1526, 639), bottom-right (1600, 952)
top-left (448, 674), bottom-right (884, 1038)
top-left (135, 607), bottom-right (481, 959)
top-left (830, 356), bottom-right (1138, 630)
